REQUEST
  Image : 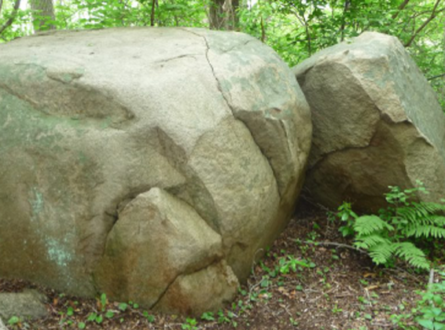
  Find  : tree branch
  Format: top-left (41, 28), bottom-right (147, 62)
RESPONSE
top-left (392, 0), bottom-right (410, 19)
top-left (427, 72), bottom-right (445, 80)
top-left (0, 0), bottom-right (4, 17)
top-left (0, 0), bottom-right (21, 36)
top-left (404, 0), bottom-right (443, 47)
top-left (340, 0), bottom-right (350, 42)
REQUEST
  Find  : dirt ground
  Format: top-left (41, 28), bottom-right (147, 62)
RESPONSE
top-left (0, 202), bottom-right (433, 330)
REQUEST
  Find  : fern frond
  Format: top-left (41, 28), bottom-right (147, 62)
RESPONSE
top-left (392, 242), bottom-right (430, 270)
top-left (404, 225), bottom-right (445, 239)
top-left (368, 243), bottom-right (395, 265)
top-left (417, 201), bottom-right (445, 214)
top-left (397, 206), bottom-right (420, 222)
top-left (354, 235), bottom-right (392, 249)
top-left (353, 215), bottom-right (394, 235)
top-left (413, 214), bottom-right (445, 226)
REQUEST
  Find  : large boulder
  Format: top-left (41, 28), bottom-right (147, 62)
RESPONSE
top-left (0, 27), bottom-right (311, 314)
top-left (294, 32), bottom-right (445, 211)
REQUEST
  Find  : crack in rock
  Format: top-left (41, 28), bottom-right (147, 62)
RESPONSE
top-left (179, 28), bottom-right (281, 197)
top-left (150, 257), bottom-right (222, 310)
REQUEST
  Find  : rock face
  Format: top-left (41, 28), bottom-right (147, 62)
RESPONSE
top-left (294, 32), bottom-right (445, 211)
top-left (0, 28), bottom-right (312, 314)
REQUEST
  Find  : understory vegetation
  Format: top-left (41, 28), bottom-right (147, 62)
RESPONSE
top-left (3, 184), bottom-right (445, 330)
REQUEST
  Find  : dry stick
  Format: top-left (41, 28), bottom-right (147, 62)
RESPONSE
top-left (0, 0), bottom-right (20, 36)
top-left (428, 268), bottom-right (435, 287)
top-left (300, 240), bottom-right (369, 255)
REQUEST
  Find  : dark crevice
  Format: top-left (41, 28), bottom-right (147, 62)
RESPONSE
top-left (0, 83), bottom-right (39, 109)
top-left (154, 53), bottom-right (200, 64)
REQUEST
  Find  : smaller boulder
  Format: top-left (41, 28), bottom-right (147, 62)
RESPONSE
top-left (94, 187), bottom-right (238, 314)
top-left (0, 290), bottom-right (48, 322)
top-left (294, 32), bottom-right (445, 211)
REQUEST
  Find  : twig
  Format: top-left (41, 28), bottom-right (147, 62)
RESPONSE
top-left (427, 72), bottom-right (445, 80)
top-left (299, 240), bottom-right (369, 255)
top-left (428, 268), bottom-right (435, 288)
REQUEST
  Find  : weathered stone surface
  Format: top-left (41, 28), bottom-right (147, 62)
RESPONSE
top-left (294, 32), bottom-right (445, 211)
top-left (95, 188), bottom-right (238, 310)
top-left (0, 290), bottom-right (48, 321)
top-left (0, 27), bottom-right (311, 313)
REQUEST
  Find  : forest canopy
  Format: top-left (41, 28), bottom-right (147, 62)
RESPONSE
top-left (1, 0), bottom-right (445, 104)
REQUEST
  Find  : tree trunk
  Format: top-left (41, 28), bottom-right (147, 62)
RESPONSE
top-left (30, 0), bottom-right (55, 32)
top-left (208, 0), bottom-right (239, 30)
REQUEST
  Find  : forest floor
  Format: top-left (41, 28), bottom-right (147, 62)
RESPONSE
top-left (0, 201), bottom-right (435, 330)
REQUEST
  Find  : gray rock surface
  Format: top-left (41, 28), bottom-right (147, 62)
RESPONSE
top-left (294, 32), bottom-right (445, 211)
top-left (0, 317), bottom-right (6, 330)
top-left (0, 290), bottom-right (47, 322)
top-left (0, 27), bottom-right (311, 313)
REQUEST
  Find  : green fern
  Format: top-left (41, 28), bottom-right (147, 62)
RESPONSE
top-left (340, 182), bottom-right (445, 271)
top-left (355, 235), bottom-right (391, 249)
top-left (392, 242), bottom-right (429, 269)
top-left (353, 215), bottom-right (394, 235)
top-left (368, 243), bottom-right (395, 265)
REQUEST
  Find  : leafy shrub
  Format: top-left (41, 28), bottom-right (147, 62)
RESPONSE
top-left (391, 269), bottom-right (445, 330)
top-left (336, 182), bottom-right (445, 270)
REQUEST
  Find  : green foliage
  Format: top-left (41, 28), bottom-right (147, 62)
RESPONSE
top-left (7, 316), bottom-right (20, 325)
top-left (201, 311), bottom-right (215, 321)
top-left (181, 318), bottom-right (198, 330)
top-left (391, 270), bottom-right (445, 330)
top-left (330, 202), bottom-right (358, 237)
top-left (416, 275), bottom-right (445, 330)
top-left (337, 182), bottom-right (445, 270)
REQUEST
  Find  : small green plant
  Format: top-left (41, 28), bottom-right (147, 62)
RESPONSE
top-left (8, 316), bottom-right (20, 326)
top-left (201, 311), bottom-right (215, 321)
top-left (332, 202), bottom-right (358, 237)
top-left (336, 182), bottom-right (445, 270)
top-left (391, 270), bottom-right (445, 329)
top-left (278, 255), bottom-right (312, 274)
top-left (181, 318), bottom-right (198, 330)
top-left (143, 311), bottom-right (155, 323)
top-left (415, 271), bottom-right (445, 329)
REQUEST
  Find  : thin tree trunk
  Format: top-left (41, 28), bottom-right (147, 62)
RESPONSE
top-left (340, 0), bottom-right (350, 41)
top-left (260, 15), bottom-right (265, 42)
top-left (30, 0), bottom-right (56, 31)
top-left (150, 0), bottom-right (155, 26)
top-left (208, 0), bottom-right (238, 30)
